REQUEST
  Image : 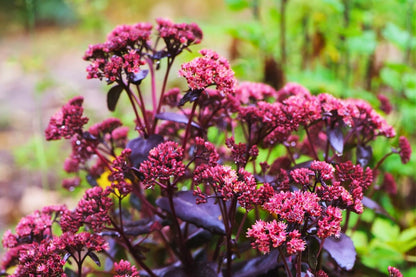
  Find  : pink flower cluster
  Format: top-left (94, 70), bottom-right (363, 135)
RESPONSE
top-left (247, 220), bottom-right (306, 255)
top-left (388, 266), bottom-right (403, 277)
top-left (399, 136), bottom-right (412, 164)
top-left (1, 203), bottom-right (109, 275)
top-left (45, 96), bottom-right (88, 140)
top-left (193, 165), bottom-right (273, 209)
top-left (139, 141), bottom-right (186, 188)
top-left (61, 187), bottom-right (113, 233)
top-left (179, 49), bottom-right (236, 96)
top-left (84, 19), bottom-right (202, 83)
top-left (107, 149), bottom-right (133, 197)
top-left (157, 18), bottom-right (203, 50)
top-left (263, 191), bottom-right (322, 224)
top-left (114, 259), bottom-right (140, 277)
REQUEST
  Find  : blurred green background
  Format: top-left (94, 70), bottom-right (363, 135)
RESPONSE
top-left (0, 0), bottom-right (415, 275)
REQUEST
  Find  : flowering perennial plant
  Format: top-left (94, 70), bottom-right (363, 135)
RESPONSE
top-left (2, 19), bottom-right (411, 277)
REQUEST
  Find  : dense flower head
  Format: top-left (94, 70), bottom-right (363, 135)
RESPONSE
top-left (233, 81), bottom-right (278, 104)
top-left (276, 82), bottom-right (311, 100)
top-left (62, 176), bottom-right (81, 191)
top-left (238, 101), bottom-right (297, 145)
top-left (382, 173), bottom-right (397, 195)
top-left (73, 186), bottom-right (113, 232)
top-left (45, 96), bottom-right (89, 140)
top-left (347, 99), bottom-right (396, 138)
top-left (105, 22), bottom-right (153, 52)
top-left (286, 230), bottom-right (306, 255)
top-left (318, 93), bottom-right (358, 127)
top-left (246, 220), bottom-right (287, 254)
top-left (69, 133), bottom-right (98, 165)
top-left (311, 161), bottom-right (335, 181)
top-left (388, 266), bottom-right (403, 277)
top-left (263, 191), bottom-right (322, 223)
top-left (2, 209), bottom-right (55, 248)
top-left (54, 231), bottom-right (108, 254)
top-left (193, 165), bottom-right (273, 209)
top-left (316, 182), bottom-right (354, 208)
top-left (107, 149), bottom-right (133, 197)
top-left (10, 241), bottom-right (66, 277)
top-left (225, 137), bottom-right (258, 167)
top-left (335, 161), bottom-right (373, 189)
top-left (89, 118), bottom-right (123, 137)
top-left (235, 168), bottom-right (274, 210)
top-left (156, 18), bottom-right (203, 50)
top-left (85, 23), bottom-right (149, 82)
top-left (317, 206), bottom-right (342, 239)
top-left (179, 49), bottom-right (236, 96)
top-left (114, 259), bottom-right (140, 277)
top-left (398, 136), bottom-right (412, 164)
top-left (193, 137), bottom-right (220, 166)
top-left (377, 94), bottom-right (392, 114)
top-left (139, 141), bottom-right (185, 188)
top-left (316, 270), bottom-right (329, 277)
top-left (290, 168), bottom-right (314, 186)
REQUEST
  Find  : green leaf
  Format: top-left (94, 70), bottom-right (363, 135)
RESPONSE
top-left (382, 22), bottom-right (411, 49)
top-left (371, 218), bottom-right (400, 241)
top-left (225, 0), bottom-right (250, 11)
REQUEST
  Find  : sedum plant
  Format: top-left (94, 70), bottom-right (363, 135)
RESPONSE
top-left (1, 19), bottom-right (412, 277)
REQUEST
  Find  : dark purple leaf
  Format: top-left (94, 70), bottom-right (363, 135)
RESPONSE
top-left (292, 160), bottom-right (314, 169)
top-left (104, 238), bottom-right (127, 271)
top-left (156, 191), bottom-right (225, 235)
top-left (362, 196), bottom-right (392, 218)
top-left (123, 218), bottom-right (158, 236)
top-left (179, 88), bottom-right (203, 106)
top-left (140, 262), bottom-right (216, 277)
top-left (356, 145), bottom-right (372, 168)
top-left (232, 249), bottom-right (280, 277)
top-left (129, 192), bottom-right (141, 211)
top-left (86, 174), bottom-right (98, 187)
top-left (127, 134), bottom-right (164, 168)
top-left (152, 50), bottom-right (170, 60)
top-left (156, 112), bottom-right (201, 129)
top-left (107, 84), bottom-right (123, 111)
top-left (87, 252), bottom-right (101, 267)
top-left (128, 69), bottom-right (149, 85)
top-left (63, 252), bottom-right (72, 263)
top-left (323, 233), bottom-right (356, 271)
top-left (328, 125), bottom-right (344, 155)
top-left (307, 237), bottom-right (320, 271)
top-left (185, 226), bottom-right (213, 249)
top-left (64, 268), bottom-right (77, 277)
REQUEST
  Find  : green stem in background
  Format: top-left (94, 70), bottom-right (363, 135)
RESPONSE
top-left (341, 0), bottom-right (351, 88)
top-left (405, 0), bottom-right (415, 64)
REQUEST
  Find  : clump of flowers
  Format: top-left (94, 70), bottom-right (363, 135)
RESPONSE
top-left (2, 18), bottom-right (413, 277)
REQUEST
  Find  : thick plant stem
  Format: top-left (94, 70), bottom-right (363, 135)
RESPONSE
top-left (166, 185), bottom-right (194, 272)
top-left (182, 100), bottom-right (198, 153)
top-left (110, 218), bottom-right (157, 277)
top-left (278, 248), bottom-right (293, 277)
